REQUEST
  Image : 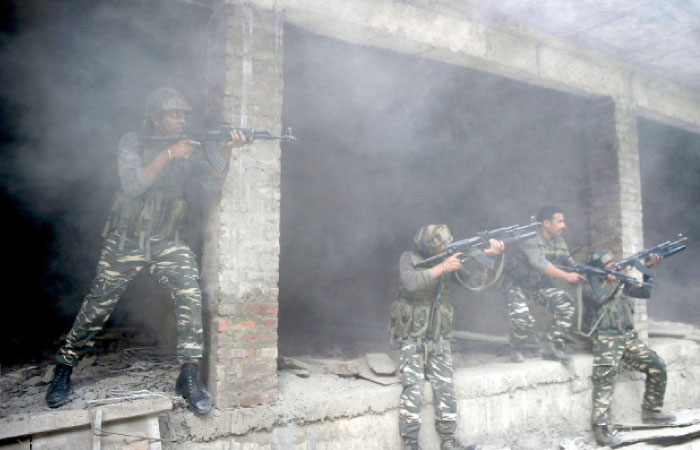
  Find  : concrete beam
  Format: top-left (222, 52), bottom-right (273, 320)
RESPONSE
top-left (223, 0), bottom-right (700, 128)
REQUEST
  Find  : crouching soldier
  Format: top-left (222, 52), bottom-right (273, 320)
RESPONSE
top-left (390, 225), bottom-right (504, 450)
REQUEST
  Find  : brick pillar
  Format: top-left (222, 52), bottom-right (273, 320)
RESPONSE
top-left (613, 98), bottom-right (648, 339)
top-left (584, 96), bottom-right (647, 339)
top-left (202, 4), bottom-right (283, 408)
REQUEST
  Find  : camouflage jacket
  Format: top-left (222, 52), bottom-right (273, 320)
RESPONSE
top-left (582, 275), bottom-right (652, 334)
top-left (390, 250), bottom-right (502, 342)
top-left (502, 229), bottom-right (574, 291)
top-left (102, 131), bottom-right (221, 254)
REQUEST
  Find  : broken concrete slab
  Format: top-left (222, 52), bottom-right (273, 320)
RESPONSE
top-left (0, 397), bottom-right (172, 439)
top-left (356, 357), bottom-right (400, 386)
top-left (366, 353), bottom-right (395, 375)
top-left (277, 356), bottom-right (313, 373)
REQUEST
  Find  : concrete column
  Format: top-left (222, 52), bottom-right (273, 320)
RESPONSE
top-left (202, 4), bottom-right (283, 408)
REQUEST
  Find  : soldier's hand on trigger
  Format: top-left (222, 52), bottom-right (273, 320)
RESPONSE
top-left (168, 140), bottom-right (200, 159)
top-left (484, 239), bottom-right (505, 256)
top-left (564, 271), bottom-right (585, 285)
top-left (442, 252), bottom-right (463, 273)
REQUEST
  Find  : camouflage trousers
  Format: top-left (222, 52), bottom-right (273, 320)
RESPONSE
top-left (591, 329), bottom-right (667, 426)
top-left (56, 233), bottom-right (204, 366)
top-left (506, 286), bottom-right (575, 349)
top-left (399, 339), bottom-right (457, 446)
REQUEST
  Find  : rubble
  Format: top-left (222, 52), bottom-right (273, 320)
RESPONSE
top-left (0, 346), bottom-right (186, 419)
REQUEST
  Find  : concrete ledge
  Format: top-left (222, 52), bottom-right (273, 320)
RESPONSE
top-left (168, 339), bottom-right (700, 449)
top-left (0, 397), bottom-right (172, 439)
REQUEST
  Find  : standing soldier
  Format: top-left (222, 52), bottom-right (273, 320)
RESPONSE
top-left (390, 224), bottom-right (504, 450)
top-left (501, 206), bottom-right (585, 364)
top-left (45, 87), bottom-right (248, 414)
top-left (584, 249), bottom-right (675, 447)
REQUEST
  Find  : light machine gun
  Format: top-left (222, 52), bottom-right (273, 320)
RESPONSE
top-left (613, 235), bottom-right (687, 277)
top-left (413, 218), bottom-right (541, 270)
top-left (146, 126), bottom-right (297, 172)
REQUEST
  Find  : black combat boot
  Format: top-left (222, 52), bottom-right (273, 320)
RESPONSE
top-left (594, 425), bottom-right (622, 447)
top-left (441, 437), bottom-right (482, 450)
top-left (175, 362), bottom-right (212, 415)
top-left (642, 409), bottom-right (676, 424)
top-left (46, 363), bottom-right (73, 408)
top-left (542, 341), bottom-right (574, 365)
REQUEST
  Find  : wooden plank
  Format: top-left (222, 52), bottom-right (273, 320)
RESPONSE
top-left (614, 409), bottom-right (700, 447)
top-left (91, 409), bottom-right (102, 450)
top-left (452, 330), bottom-right (509, 344)
top-left (0, 398), bottom-right (172, 439)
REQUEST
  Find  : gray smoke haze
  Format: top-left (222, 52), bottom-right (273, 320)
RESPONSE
top-left (1, 1), bottom-right (698, 364)
top-left (279, 25), bottom-right (604, 357)
top-left (0, 0), bottom-right (214, 362)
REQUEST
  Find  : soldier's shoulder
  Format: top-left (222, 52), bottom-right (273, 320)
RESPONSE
top-left (518, 235), bottom-right (539, 250)
top-left (553, 236), bottom-right (570, 249)
top-left (118, 131), bottom-right (141, 150)
top-left (400, 250), bottom-right (421, 260)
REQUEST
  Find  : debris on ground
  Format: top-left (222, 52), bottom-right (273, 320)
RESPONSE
top-left (366, 352), bottom-right (396, 375)
top-left (1, 346), bottom-right (186, 418)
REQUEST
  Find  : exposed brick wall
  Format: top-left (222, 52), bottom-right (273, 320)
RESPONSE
top-left (202, 4), bottom-right (284, 409)
top-left (583, 96), bottom-right (648, 339)
top-left (614, 98), bottom-right (648, 339)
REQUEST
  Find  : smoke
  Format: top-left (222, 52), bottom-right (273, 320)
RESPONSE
top-left (1, 1), bottom-right (698, 365)
top-left (0, 0), bottom-right (213, 363)
top-left (639, 118), bottom-right (700, 325)
top-left (278, 25), bottom-right (599, 356)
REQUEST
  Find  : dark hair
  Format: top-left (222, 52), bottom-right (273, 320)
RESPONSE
top-left (537, 205), bottom-right (564, 223)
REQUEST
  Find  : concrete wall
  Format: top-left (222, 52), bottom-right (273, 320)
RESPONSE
top-left (200, 0), bottom-right (700, 407)
top-left (164, 339), bottom-right (700, 450)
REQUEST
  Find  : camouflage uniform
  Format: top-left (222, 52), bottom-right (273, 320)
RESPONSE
top-left (584, 271), bottom-right (667, 427)
top-left (501, 229), bottom-right (576, 352)
top-left (56, 124), bottom-right (217, 366)
top-left (390, 225), bottom-right (502, 447)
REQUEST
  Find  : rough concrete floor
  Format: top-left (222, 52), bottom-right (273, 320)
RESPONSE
top-left (3, 343), bottom-right (700, 449)
top-left (0, 347), bottom-right (188, 418)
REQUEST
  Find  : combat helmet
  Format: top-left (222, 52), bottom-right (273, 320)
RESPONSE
top-left (144, 87), bottom-right (192, 118)
top-left (414, 224), bottom-right (452, 254)
top-left (589, 249), bottom-right (614, 268)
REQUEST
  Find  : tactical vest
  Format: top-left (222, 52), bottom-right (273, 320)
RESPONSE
top-left (591, 283), bottom-right (635, 333)
top-left (390, 252), bottom-right (455, 343)
top-left (503, 231), bottom-right (571, 291)
top-left (102, 136), bottom-right (188, 259)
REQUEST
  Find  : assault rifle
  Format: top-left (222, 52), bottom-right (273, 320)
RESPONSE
top-left (555, 263), bottom-right (653, 299)
top-left (147, 126), bottom-right (297, 172)
top-left (613, 235), bottom-right (687, 277)
top-left (413, 218), bottom-right (541, 270)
